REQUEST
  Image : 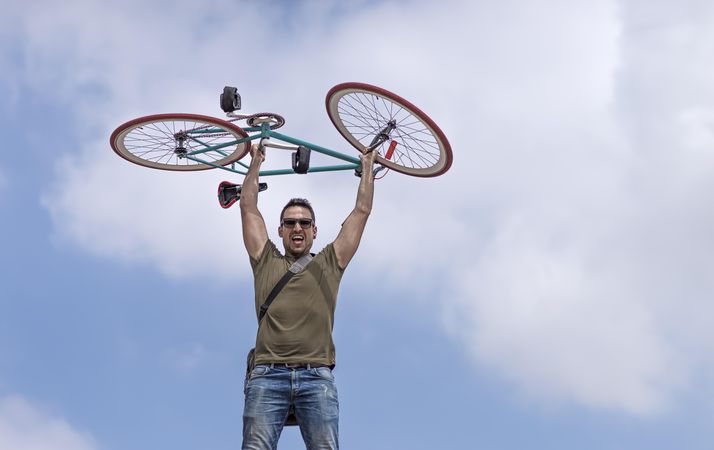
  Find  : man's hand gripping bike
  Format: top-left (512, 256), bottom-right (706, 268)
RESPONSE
top-left (110, 82), bottom-right (453, 208)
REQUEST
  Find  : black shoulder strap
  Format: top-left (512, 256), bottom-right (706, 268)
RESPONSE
top-left (258, 253), bottom-right (313, 322)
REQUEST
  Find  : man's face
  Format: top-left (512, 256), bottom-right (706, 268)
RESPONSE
top-left (279, 206), bottom-right (317, 258)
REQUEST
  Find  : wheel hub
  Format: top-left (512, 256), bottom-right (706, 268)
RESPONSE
top-left (174, 131), bottom-right (188, 158)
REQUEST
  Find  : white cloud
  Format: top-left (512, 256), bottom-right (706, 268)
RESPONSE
top-left (9, 0), bottom-right (714, 416)
top-left (437, 0), bottom-right (714, 415)
top-left (0, 395), bottom-right (98, 450)
top-left (43, 144), bottom-right (250, 280)
top-left (443, 213), bottom-right (686, 415)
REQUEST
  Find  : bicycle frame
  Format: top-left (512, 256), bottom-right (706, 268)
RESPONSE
top-left (111, 82), bottom-right (452, 178)
top-left (184, 120), bottom-right (362, 176)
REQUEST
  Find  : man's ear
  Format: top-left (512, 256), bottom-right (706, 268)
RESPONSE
top-left (278, 226), bottom-right (284, 238)
top-left (313, 226), bottom-right (317, 239)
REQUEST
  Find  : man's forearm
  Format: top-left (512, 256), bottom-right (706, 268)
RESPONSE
top-left (240, 150), bottom-right (263, 209)
top-left (332, 150), bottom-right (377, 269)
top-left (238, 146), bottom-right (268, 259)
top-left (354, 155), bottom-right (375, 215)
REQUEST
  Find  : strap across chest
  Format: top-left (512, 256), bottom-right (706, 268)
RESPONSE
top-left (258, 252), bottom-right (314, 322)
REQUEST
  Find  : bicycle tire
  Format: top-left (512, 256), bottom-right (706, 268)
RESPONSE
top-left (326, 82), bottom-right (452, 177)
top-left (110, 113), bottom-right (250, 171)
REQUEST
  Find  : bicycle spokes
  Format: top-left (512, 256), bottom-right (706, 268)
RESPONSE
top-left (326, 83), bottom-right (452, 177)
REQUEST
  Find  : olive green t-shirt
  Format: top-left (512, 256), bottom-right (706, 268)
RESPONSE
top-left (250, 240), bottom-right (344, 366)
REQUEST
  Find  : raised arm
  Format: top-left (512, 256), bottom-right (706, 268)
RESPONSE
top-left (333, 149), bottom-right (377, 269)
top-left (239, 144), bottom-right (269, 261)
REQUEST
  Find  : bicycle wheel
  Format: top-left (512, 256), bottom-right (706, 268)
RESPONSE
top-left (111, 113), bottom-right (250, 171)
top-left (326, 82), bottom-right (452, 177)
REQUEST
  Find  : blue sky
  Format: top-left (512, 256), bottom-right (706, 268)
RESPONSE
top-left (1, 0), bottom-right (714, 448)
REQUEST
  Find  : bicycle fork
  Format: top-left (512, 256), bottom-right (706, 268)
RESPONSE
top-left (355, 120), bottom-right (397, 177)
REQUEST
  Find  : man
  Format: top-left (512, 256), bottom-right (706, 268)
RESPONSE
top-left (239, 142), bottom-right (376, 449)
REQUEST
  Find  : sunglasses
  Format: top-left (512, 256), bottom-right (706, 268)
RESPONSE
top-left (281, 218), bottom-right (314, 228)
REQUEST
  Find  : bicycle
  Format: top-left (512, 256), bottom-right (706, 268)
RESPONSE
top-left (110, 82), bottom-right (453, 207)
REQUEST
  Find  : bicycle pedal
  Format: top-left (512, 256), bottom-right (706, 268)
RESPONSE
top-left (220, 86), bottom-right (241, 113)
top-left (292, 146), bottom-right (311, 174)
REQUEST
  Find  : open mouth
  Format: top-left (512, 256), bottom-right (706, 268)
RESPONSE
top-left (291, 235), bottom-right (305, 244)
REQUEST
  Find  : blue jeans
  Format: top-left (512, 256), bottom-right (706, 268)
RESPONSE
top-left (242, 364), bottom-right (339, 450)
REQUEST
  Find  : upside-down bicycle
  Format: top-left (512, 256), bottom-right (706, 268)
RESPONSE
top-left (110, 82), bottom-right (453, 207)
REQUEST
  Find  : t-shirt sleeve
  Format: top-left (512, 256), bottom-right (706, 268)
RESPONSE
top-left (321, 243), bottom-right (345, 276)
top-left (250, 239), bottom-right (278, 271)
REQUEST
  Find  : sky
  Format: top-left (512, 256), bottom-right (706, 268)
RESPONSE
top-left (1, 0), bottom-right (713, 448)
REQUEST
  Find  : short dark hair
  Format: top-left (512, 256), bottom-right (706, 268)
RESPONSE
top-left (280, 198), bottom-right (316, 223)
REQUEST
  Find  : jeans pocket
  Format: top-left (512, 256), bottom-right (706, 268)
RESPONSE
top-left (250, 365), bottom-right (271, 379)
top-left (312, 366), bottom-right (335, 381)
top-left (245, 365), bottom-right (271, 394)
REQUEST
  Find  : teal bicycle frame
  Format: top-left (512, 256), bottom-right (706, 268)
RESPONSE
top-left (184, 121), bottom-right (362, 176)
